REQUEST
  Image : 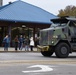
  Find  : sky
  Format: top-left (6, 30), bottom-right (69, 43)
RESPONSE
top-left (3, 0), bottom-right (76, 15)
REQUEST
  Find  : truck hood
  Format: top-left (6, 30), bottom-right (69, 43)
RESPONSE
top-left (40, 26), bottom-right (67, 32)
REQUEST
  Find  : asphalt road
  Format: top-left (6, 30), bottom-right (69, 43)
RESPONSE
top-left (0, 52), bottom-right (76, 75)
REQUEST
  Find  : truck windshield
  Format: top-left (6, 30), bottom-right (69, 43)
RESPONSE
top-left (51, 23), bottom-right (67, 27)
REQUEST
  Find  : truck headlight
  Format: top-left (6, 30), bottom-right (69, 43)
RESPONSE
top-left (53, 35), bottom-right (58, 38)
top-left (52, 41), bottom-right (54, 44)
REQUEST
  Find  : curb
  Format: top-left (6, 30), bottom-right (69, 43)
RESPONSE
top-left (0, 47), bottom-right (39, 53)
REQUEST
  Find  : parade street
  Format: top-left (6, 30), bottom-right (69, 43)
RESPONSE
top-left (0, 48), bottom-right (76, 75)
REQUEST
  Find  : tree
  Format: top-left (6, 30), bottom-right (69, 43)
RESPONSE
top-left (58, 5), bottom-right (76, 17)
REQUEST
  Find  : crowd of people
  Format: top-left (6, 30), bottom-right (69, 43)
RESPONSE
top-left (2, 34), bottom-right (39, 51)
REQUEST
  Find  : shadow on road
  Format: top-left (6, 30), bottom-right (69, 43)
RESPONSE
top-left (51, 56), bottom-right (76, 58)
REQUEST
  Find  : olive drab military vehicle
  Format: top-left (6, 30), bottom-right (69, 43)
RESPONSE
top-left (37, 17), bottom-right (76, 58)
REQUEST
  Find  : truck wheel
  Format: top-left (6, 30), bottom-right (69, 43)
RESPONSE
top-left (55, 43), bottom-right (69, 58)
top-left (41, 49), bottom-right (54, 57)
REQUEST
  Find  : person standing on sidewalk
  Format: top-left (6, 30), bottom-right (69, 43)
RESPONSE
top-left (20, 36), bottom-right (26, 50)
top-left (30, 37), bottom-right (34, 51)
top-left (19, 35), bottom-right (23, 50)
top-left (24, 37), bottom-right (30, 51)
top-left (3, 35), bottom-right (10, 51)
top-left (14, 35), bottom-right (19, 51)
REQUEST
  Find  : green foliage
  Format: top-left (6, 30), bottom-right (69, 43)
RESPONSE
top-left (58, 5), bottom-right (76, 17)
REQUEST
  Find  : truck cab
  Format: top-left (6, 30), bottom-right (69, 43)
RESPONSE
top-left (37, 17), bottom-right (76, 58)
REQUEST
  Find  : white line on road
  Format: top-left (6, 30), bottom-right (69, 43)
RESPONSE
top-left (22, 65), bottom-right (53, 73)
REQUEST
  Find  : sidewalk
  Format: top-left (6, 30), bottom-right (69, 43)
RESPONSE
top-left (0, 47), bottom-right (38, 52)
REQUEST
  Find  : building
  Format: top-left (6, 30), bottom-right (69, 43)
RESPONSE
top-left (0, 0), bottom-right (57, 46)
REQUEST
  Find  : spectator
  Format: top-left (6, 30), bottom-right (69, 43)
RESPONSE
top-left (30, 37), bottom-right (34, 51)
top-left (3, 35), bottom-right (10, 51)
top-left (14, 35), bottom-right (19, 51)
top-left (35, 37), bottom-right (40, 47)
top-left (21, 36), bottom-right (26, 50)
top-left (24, 37), bottom-right (30, 51)
top-left (19, 35), bottom-right (23, 50)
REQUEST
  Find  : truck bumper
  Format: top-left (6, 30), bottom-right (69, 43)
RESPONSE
top-left (37, 45), bottom-right (49, 51)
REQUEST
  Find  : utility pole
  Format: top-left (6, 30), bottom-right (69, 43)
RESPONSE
top-left (0, 0), bottom-right (2, 6)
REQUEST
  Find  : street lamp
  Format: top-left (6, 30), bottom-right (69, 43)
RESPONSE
top-left (22, 25), bottom-right (26, 28)
top-left (22, 25), bottom-right (26, 35)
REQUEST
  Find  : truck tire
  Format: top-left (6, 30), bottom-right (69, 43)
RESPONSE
top-left (55, 43), bottom-right (69, 58)
top-left (41, 49), bottom-right (54, 57)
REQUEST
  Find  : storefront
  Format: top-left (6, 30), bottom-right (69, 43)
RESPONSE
top-left (0, 0), bottom-right (57, 46)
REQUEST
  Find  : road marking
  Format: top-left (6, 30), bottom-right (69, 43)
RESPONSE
top-left (22, 65), bottom-right (53, 73)
top-left (0, 60), bottom-right (76, 67)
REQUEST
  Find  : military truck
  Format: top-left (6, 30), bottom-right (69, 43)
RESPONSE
top-left (37, 17), bottom-right (76, 58)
